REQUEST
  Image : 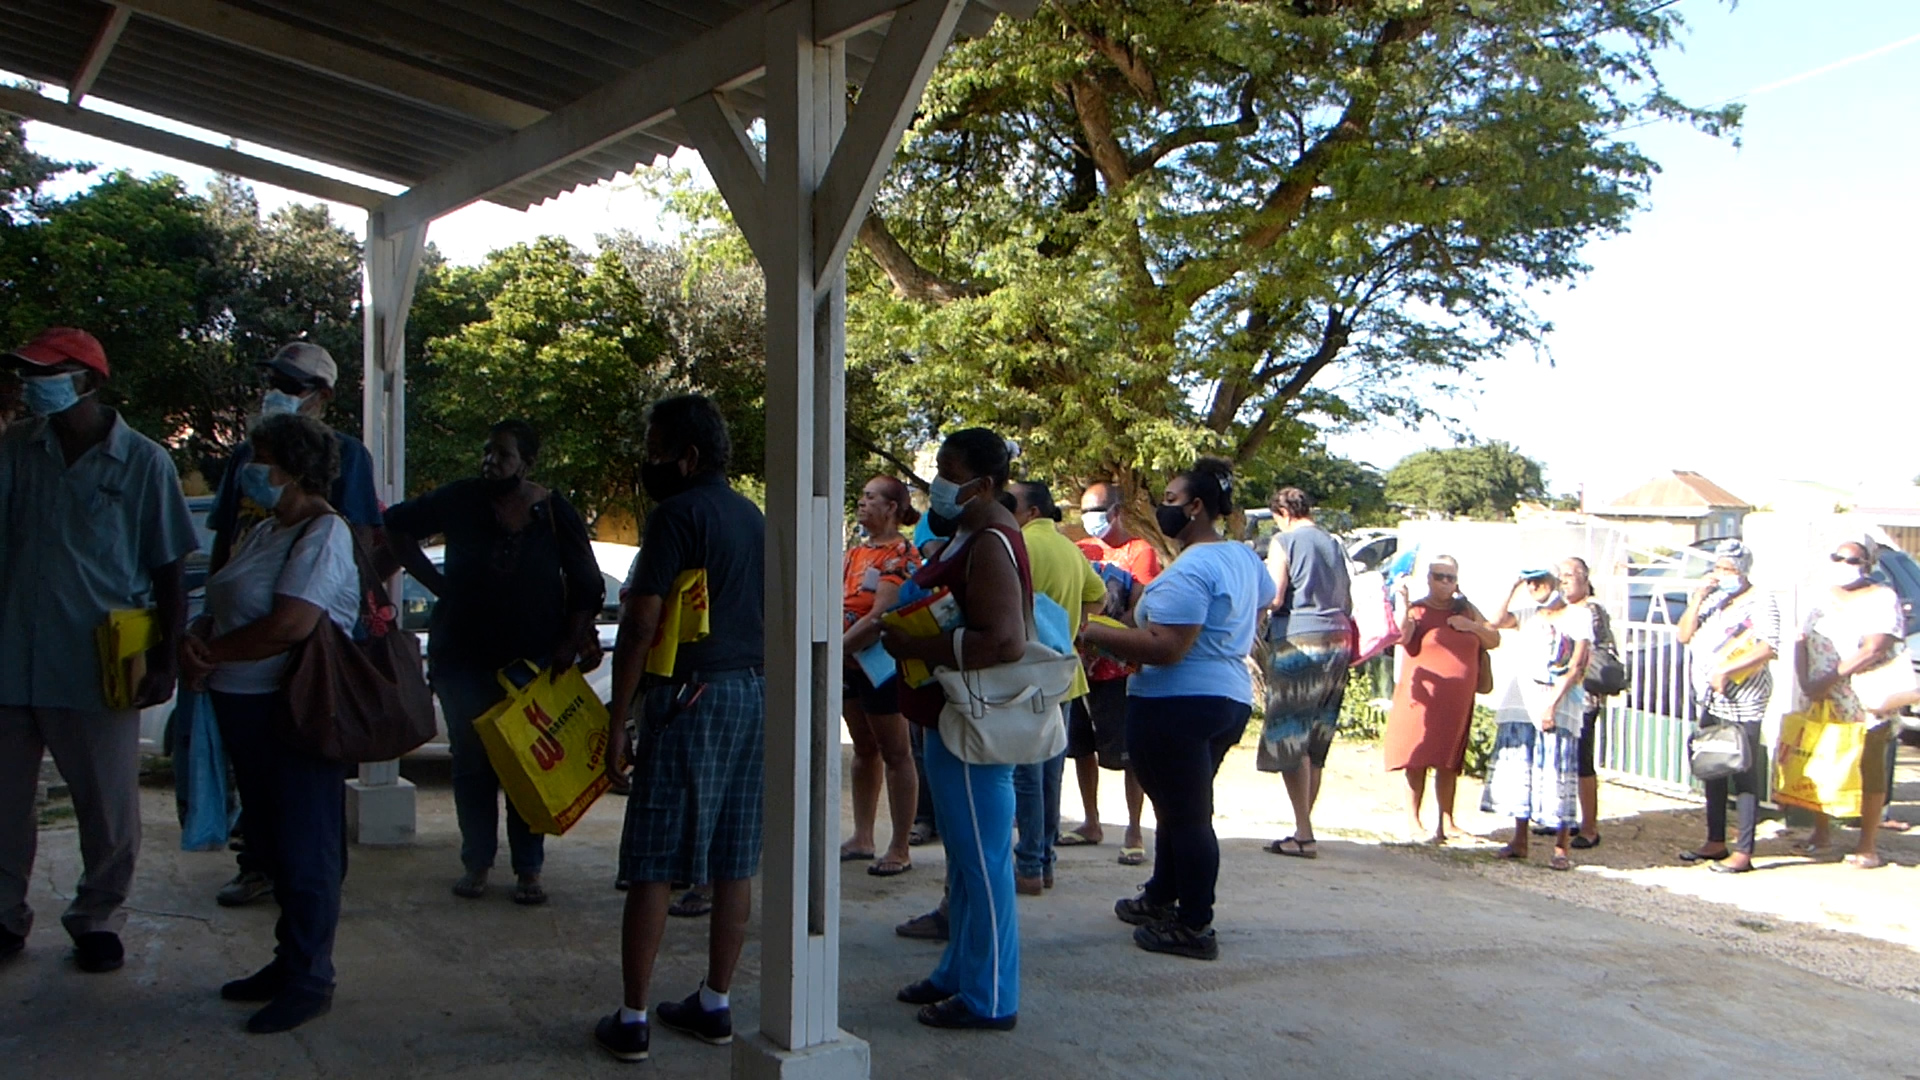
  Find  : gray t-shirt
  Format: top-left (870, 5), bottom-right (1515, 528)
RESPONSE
top-left (1266, 523), bottom-right (1352, 638)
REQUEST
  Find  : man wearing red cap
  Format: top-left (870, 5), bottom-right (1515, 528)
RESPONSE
top-left (0, 328), bottom-right (199, 973)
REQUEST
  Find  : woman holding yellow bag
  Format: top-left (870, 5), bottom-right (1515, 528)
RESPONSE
top-left (1795, 536), bottom-right (1904, 868)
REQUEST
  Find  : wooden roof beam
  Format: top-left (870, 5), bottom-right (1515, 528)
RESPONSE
top-left (112, 0), bottom-right (549, 129)
top-left (69, 5), bottom-right (133, 106)
top-left (0, 85), bottom-right (393, 208)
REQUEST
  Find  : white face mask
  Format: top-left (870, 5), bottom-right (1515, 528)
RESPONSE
top-left (1828, 560), bottom-right (1866, 589)
top-left (259, 389), bottom-right (309, 417)
top-left (1081, 510), bottom-right (1113, 540)
top-left (1537, 589), bottom-right (1565, 609)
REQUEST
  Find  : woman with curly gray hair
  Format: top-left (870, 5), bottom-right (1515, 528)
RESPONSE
top-left (180, 412), bottom-right (361, 1033)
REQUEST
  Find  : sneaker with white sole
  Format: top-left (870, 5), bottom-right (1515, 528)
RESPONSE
top-left (594, 1013), bottom-right (650, 1062)
top-left (656, 990), bottom-right (733, 1045)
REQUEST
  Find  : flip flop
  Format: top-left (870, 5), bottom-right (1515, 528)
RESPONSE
top-left (868, 858), bottom-right (913, 877)
top-left (1570, 834), bottom-right (1601, 850)
top-left (1491, 846), bottom-right (1527, 860)
top-left (908, 823), bottom-right (936, 846)
top-left (1056, 829), bottom-right (1102, 847)
top-left (839, 848), bottom-right (876, 862)
top-left (512, 877), bottom-right (547, 906)
top-left (1265, 837), bottom-right (1318, 859)
top-left (1790, 840), bottom-right (1825, 856)
top-left (1844, 853), bottom-right (1885, 869)
top-left (1677, 849), bottom-right (1729, 864)
top-left (668, 887), bottom-right (714, 918)
top-left (1548, 855), bottom-right (1572, 872)
top-left (1117, 847), bottom-right (1146, 866)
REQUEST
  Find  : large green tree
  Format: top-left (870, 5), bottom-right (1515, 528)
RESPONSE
top-left (846, 0), bottom-right (1736, 508)
top-left (1384, 440), bottom-right (1547, 519)
top-left (406, 233), bottom-right (766, 526)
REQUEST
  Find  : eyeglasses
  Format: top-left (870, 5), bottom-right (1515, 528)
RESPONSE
top-left (1429, 573), bottom-right (1456, 582)
top-left (1830, 553), bottom-right (1867, 567)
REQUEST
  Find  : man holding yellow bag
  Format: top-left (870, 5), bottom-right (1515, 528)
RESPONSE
top-left (596, 396), bottom-right (764, 1064)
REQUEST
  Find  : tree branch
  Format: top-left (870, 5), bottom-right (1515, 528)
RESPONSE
top-left (1128, 78), bottom-right (1259, 175)
top-left (856, 212), bottom-right (985, 303)
top-left (1233, 309), bottom-right (1350, 464)
top-left (1064, 17), bottom-right (1160, 106)
top-left (850, 427), bottom-right (930, 489)
top-left (1065, 74), bottom-right (1133, 190)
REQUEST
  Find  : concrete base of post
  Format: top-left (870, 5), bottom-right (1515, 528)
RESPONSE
top-left (346, 776), bottom-right (416, 846)
top-left (731, 1030), bottom-right (870, 1080)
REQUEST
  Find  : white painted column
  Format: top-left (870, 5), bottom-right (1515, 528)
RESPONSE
top-left (734, 2), bottom-right (864, 1076)
top-left (350, 212), bottom-right (427, 846)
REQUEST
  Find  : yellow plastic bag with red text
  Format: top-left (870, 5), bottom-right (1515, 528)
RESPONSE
top-left (473, 663), bottom-right (613, 835)
top-left (1771, 700), bottom-right (1865, 818)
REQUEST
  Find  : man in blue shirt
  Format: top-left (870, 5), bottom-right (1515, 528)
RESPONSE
top-left (0, 328), bottom-right (198, 973)
top-left (205, 342), bottom-right (382, 908)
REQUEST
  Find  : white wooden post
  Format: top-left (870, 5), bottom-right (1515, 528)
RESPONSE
top-left (349, 212), bottom-right (427, 846)
top-left (706, 3), bottom-right (968, 1076)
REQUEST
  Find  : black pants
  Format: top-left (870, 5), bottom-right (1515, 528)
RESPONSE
top-left (1127, 695), bottom-right (1252, 930)
top-left (212, 691), bottom-right (348, 993)
top-left (1702, 714), bottom-right (1763, 855)
top-left (911, 724), bottom-right (936, 830)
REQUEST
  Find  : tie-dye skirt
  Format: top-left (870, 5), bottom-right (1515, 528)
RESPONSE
top-left (1479, 721), bottom-right (1580, 828)
top-left (1257, 629), bottom-right (1353, 773)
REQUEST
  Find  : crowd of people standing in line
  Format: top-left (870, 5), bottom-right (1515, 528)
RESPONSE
top-left (5, 325), bottom-right (1913, 1062)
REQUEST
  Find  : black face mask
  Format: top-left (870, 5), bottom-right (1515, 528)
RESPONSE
top-left (481, 473), bottom-right (520, 497)
top-left (925, 509), bottom-right (958, 539)
top-left (1154, 503), bottom-right (1192, 539)
top-left (642, 460), bottom-right (691, 503)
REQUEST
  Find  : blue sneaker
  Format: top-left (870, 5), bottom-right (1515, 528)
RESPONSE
top-left (594, 1013), bottom-right (650, 1062)
top-left (656, 990), bottom-right (733, 1045)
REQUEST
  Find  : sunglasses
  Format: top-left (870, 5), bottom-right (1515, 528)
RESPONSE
top-left (1830, 553), bottom-right (1867, 567)
top-left (265, 371), bottom-right (320, 395)
top-left (1429, 573), bottom-right (1456, 582)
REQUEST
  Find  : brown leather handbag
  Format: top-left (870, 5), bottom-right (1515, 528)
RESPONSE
top-left (275, 515), bottom-right (436, 763)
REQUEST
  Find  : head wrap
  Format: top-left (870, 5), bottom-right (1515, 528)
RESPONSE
top-left (1711, 538), bottom-right (1753, 575)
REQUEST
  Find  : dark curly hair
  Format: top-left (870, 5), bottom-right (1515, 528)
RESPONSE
top-left (942, 427), bottom-right (1012, 490)
top-left (1178, 457), bottom-right (1237, 519)
top-left (647, 394), bottom-right (732, 477)
top-left (250, 413), bottom-right (339, 496)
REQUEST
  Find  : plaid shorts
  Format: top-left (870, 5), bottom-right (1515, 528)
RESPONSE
top-left (619, 673), bottom-right (766, 885)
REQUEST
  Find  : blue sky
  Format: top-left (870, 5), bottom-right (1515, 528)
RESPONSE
top-left (15, 0), bottom-right (1920, 504)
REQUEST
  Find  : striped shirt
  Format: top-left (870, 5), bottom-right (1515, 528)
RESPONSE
top-left (1688, 588), bottom-right (1781, 723)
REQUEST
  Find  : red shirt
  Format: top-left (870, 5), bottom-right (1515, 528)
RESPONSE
top-left (1076, 534), bottom-right (1161, 584)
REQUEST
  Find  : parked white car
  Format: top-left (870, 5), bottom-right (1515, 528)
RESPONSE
top-left (140, 540), bottom-right (639, 759)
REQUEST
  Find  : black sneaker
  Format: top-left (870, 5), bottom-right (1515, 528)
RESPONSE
top-left (0, 927), bottom-right (23, 960)
top-left (896, 979), bottom-right (951, 1006)
top-left (247, 987), bottom-right (333, 1034)
top-left (656, 989), bottom-right (733, 1045)
top-left (222, 962), bottom-right (289, 1002)
top-left (72, 931), bottom-right (123, 973)
top-left (895, 906), bottom-right (949, 941)
top-left (1113, 894), bottom-right (1175, 927)
top-left (916, 996), bottom-right (1017, 1031)
top-left (594, 1013), bottom-right (650, 1062)
top-left (1133, 920), bottom-right (1219, 961)
top-left (217, 870), bottom-right (276, 908)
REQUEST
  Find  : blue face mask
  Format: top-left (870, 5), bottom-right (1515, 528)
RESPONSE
top-left (21, 372), bottom-right (84, 416)
top-left (928, 475), bottom-right (972, 522)
top-left (240, 463), bottom-right (287, 511)
top-left (259, 389), bottom-right (307, 417)
top-left (1716, 574), bottom-right (1745, 595)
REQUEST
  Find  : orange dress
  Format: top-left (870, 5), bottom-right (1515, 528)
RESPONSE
top-left (1382, 601), bottom-right (1482, 772)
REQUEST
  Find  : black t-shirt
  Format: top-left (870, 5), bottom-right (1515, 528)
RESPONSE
top-left (384, 478), bottom-right (604, 671)
top-left (632, 475), bottom-right (764, 675)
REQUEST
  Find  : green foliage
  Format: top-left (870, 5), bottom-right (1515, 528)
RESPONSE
top-left (1460, 706), bottom-right (1501, 780)
top-left (406, 233), bottom-right (766, 526)
top-left (1, 99), bottom-right (75, 220)
top-left (0, 162), bottom-right (362, 476)
top-left (1244, 439), bottom-right (1392, 526)
top-left (845, 0), bottom-right (1737, 501)
top-left (1384, 440), bottom-right (1547, 519)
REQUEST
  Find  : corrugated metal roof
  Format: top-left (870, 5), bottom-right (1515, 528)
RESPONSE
top-left (0, 0), bottom-right (1038, 214)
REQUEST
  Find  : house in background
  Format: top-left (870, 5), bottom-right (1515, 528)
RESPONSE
top-left (1588, 470), bottom-right (1751, 552)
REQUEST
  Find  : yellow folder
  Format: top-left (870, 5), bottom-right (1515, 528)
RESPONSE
top-left (643, 569), bottom-right (712, 677)
top-left (95, 608), bottom-right (158, 709)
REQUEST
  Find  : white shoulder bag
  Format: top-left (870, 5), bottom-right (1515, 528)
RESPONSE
top-left (934, 529), bottom-right (1080, 765)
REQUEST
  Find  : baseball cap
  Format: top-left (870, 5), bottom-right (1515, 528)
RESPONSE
top-left (9, 327), bottom-right (109, 378)
top-left (261, 341), bottom-right (337, 389)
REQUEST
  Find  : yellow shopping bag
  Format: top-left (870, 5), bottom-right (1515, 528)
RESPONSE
top-left (1772, 700), bottom-right (1866, 818)
top-left (473, 662), bottom-right (614, 835)
top-left (644, 569), bottom-right (711, 677)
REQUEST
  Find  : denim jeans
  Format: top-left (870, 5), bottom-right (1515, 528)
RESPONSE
top-left (435, 664), bottom-right (544, 876)
top-left (212, 691), bottom-right (347, 992)
top-left (1013, 747), bottom-right (1066, 879)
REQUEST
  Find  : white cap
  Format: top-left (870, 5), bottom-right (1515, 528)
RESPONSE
top-left (263, 341), bottom-right (337, 388)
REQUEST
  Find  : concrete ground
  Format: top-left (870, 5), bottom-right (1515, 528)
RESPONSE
top-left (6, 738), bottom-right (1920, 1080)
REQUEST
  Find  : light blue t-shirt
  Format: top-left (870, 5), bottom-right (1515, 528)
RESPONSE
top-left (1128, 541), bottom-right (1276, 703)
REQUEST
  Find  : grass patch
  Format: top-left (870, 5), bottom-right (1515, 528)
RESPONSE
top-left (1735, 919), bottom-right (1774, 933)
